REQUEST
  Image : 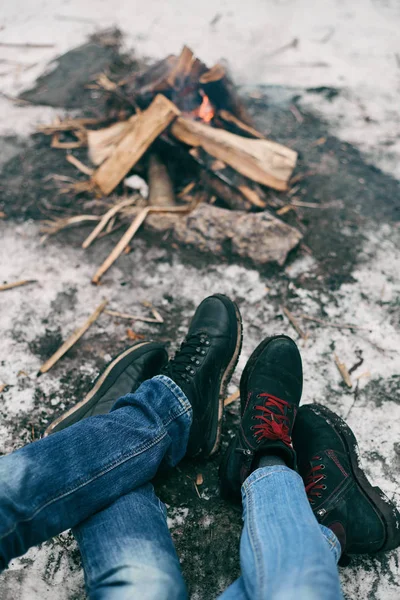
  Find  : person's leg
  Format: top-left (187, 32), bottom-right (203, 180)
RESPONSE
top-left (73, 484), bottom-right (187, 600)
top-left (237, 466), bottom-right (342, 600)
top-left (0, 375), bottom-right (191, 570)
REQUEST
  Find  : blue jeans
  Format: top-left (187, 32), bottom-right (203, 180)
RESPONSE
top-left (0, 375), bottom-right (343, 599)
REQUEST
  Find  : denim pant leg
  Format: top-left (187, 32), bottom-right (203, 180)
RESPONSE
top-left (74, 483), bottom-right (187, 600)
top-left (219, 466), bottom-right (343, 600)
top-left (0, 375), bottom-right (191, 570)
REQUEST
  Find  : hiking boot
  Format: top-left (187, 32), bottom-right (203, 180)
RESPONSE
top-left (44, 341), bottom-right (168, 436)
top-left (293, 403), bottom-right (400, 555)
top-left (162, 294), bottom-right (242, 458)
top-left (220, 335), bottom-right (303, 500)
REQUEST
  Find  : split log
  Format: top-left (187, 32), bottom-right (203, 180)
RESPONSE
top-left (145, 203), bottom-right (302, 266)
top-left (166, 45), bottom-right (195, 88)
top-left (199, 64), bottom-right (252, 126)
top-left (87, 117), bottom-right (137, 165)
top-left (148, 154), bottom-right (176, 207)
top-left (92, 95), bottom-right (181, 195)
top-left (170, 117), bottom-right (297, 191)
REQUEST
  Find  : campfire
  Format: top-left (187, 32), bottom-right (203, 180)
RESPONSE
top-left (38, 45), bottom-right (301, 283)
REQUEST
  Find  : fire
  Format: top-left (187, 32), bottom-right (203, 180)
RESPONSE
top-left (198, 92), bottom-right (214, 123)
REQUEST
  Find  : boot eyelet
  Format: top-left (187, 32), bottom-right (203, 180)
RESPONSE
top-left (322, 485), bottom-right (327, 490)
top-left (317, 493), bottom-right (322, 498)
top-left (196, 347), bottom-right (201, 353)
top-left (310, 499), bottom-right (315, 505)
top-left (205, 340), bottom-right (210, 346)
top-left (195, 360), bottom-right (200, 365)
top-left (320, 465), bottom-right (325, 470)
top-left (200, 350), bottom-right (206, 355)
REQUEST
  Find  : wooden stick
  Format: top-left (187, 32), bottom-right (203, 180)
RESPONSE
top-left (282, 306), bottom-right (308, 340)
top-left (148, 154), bottom-right (176, 207)
top-left (334, 354), bottom-right (352, 388)
top-left (40, 215), bottom-right (100, 236)
top-left (300, 314), bottom-right (369, 331)
top-left (38, 300), bottom-right (108, 375)
top-left (171, 116), bottom-right (297, 191)
top-left (224, 389), bottom-right (240, 407)
top-left (92, 95), bottom-right (181, 195)
top-left (66, 154), bottom-right (94, 176)
top-left (92, 205), bottom-right (191, 284)
top-left (0, 279), bottom-right (36, 292)
top-left (82, 197), bottom-right (138, 249)
top-left (217, 110), bottom-right (265, 139)
top-left (105, 309), bottom-right (162, 324)
top-left (142, 301), bottom-right (164, 323)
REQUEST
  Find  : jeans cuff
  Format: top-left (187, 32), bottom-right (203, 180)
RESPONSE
top-left (153, 375), bottom-right (192, 415)
top-left (320, 525), bottom-right (342, 563)
top-left (242, 465), bottom-right (302, 495)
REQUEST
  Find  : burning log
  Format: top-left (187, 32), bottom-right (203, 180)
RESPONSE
top-left (92, 94), bottom-right (181, 195)
top-left (199, 64), bottom-right (253, 126)
top-left (148, 154), bottom-right (176, 207)
top-left (170, 116), bottom-right (297, 191)
top-left (215, 110), bottom-right (265, 139)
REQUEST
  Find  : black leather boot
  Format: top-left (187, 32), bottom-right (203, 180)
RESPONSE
top-left (44, 341), bottom-right (168, 436)
top-left (162, 294), bottom-right (242, 458)
top-left (220, 335), bottom-right (303, 500)
top-left (293, 403), bottom-right (400, 555)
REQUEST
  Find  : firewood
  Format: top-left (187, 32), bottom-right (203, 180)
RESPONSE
top-left (166, 45), bottom-right (195, 88)
top-left (38, 300), bottom-right (108, 375)
top-left (87, 117), bottom-right (137, 166)
top-left (82, 197), bottom-right (138, 248)
top-left (92, 205), bottom-right (191, 284)
top-left (199, 64), bottom-right (253, 125)
top-left (148, 154), bottom-right (176, 207)
top-left (171, 117), bottom-right (296, 191)
top-left (92, 95), bottom-right (181, 195)
top-left (216, 110), bottom-right (265, 139)
top-left (0, 279), bottom-right (37, 292)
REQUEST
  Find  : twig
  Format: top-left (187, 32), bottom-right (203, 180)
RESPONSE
top-left (38, 300), bottom-right (108, 375)
top-left (92, 205), bottom-right (192, 284)
top-left (0, 279), bottom-right (36, 292)
top-left (40, 215), bottom-right (100, 237)
top-left (282, 307), bottom-right (307, 340)
top-left (0, 42), bottom-right (55, 48)
top-left (105, 308), bottom-right (163, 324)
top-left (224, 389), bottom-right (240, 407)
top-left (334, 354), bottom-right (352, 389)
top-left (289, 104), bottom-right (304, 124)
top-left (300, 314), bottom-right (369, 331)
top-left (142, 301), bottom-right (164, 323)
top-left (82, 197), bottom-right (138, 249)
top-left (66, 154), bottom-right (94, 176)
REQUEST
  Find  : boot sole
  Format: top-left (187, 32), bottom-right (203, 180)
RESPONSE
top-left (43, 342), bottom-right (165, 437)
top-left (311, 404), bottom-right (400, 553)
top-left (206, 295), bottom-right (243, 457)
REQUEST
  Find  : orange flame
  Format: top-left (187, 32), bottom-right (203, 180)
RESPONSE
top-left (198, 93), bottom-right (214, 123)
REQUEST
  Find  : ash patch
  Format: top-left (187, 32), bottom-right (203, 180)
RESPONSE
top-left (28, 327), bottom-right (64, 361)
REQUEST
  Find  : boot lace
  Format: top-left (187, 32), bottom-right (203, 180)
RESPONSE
top-left (163, 333), bottom-right (210, 386)
top-left (304, 455), bottom-right (326, 504)
top-left (253, 393), bottom-right (292, 446)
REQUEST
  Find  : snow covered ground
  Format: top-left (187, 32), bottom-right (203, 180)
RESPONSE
top-left (0, 1), bottom-right (399, 598)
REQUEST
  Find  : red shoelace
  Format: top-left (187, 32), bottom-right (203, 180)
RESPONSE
top-left (305, 456), bottom-right (326, 503)
top-left (253, 393), bottom-right (292, 446)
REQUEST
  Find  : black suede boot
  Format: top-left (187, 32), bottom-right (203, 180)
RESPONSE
top-left (162, 294), bottom-right (242, 458)
top-left (220, 335), bottom-right (303, 501)
top-left (293, 404), bottom-right (400, 555)
top-left (44, 341), bottom-right (168, 436)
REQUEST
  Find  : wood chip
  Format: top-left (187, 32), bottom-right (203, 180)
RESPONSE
top-left (126, 328), bottom-right (145, 341)
top-left (224, 389), bottom-right (240, 406)
top-left (66, 154), bottom-right (94, 176)
top-left (334, 354), bottom-right (352, 388)
top-left (82, 197), bottom-right (138, 249)
top-left (38, 300), bottom-right (108, 375)
top-left (0, 279), bottom-right (37, 292)
top-left (282, 306), bottom-right (308, 340)
top-left (92, 95), bottom-right (180, 195)
top-left (196, 473), bottom-right (204, 486)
